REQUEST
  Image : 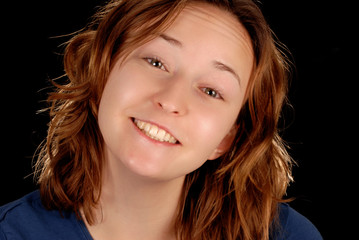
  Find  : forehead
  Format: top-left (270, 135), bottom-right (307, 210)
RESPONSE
top-left (158, 3), bottom-right (254, 85)
top-left (168, 3), bottom-right (254, 57)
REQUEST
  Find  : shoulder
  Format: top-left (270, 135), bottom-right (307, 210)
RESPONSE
top-left (0, 191), bottom-right (92, 240)
top-left (272, 203), bottom-right (323, 240)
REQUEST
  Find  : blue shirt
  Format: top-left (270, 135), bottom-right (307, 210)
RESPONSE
top-left (0, 191), bottom-right (322, 240)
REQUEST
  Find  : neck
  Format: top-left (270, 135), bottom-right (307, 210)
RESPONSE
top-left (85, 157), bottom-right (185, 240)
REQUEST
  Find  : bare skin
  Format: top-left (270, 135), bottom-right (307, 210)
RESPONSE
top-left (86, 3), bottom-right (253, 240)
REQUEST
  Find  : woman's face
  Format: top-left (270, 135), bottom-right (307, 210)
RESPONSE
top-left (98, 3), bottom-right (254, 181)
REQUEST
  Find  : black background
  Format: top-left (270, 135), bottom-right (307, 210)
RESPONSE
top-left (0, 1), bottom-right (356, 239)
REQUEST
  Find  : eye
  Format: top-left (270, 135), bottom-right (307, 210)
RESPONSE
top-left (202, 87), bottom-right (222, 99)
top-left (144, 57), bottom-right (166, 71)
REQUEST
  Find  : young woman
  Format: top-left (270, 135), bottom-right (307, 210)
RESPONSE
top-left (0, 0), bottom-right (322, 239)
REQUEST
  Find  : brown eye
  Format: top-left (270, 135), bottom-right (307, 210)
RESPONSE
top-left (202, 87), bottom-right (221, 99)
top-left (145, 58), bottom-right (166, 71)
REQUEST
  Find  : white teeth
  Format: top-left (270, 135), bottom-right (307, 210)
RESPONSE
top-left (134, 119), bottom-right (178, 144)
top-left (149, 125), bottom-right (158, 136)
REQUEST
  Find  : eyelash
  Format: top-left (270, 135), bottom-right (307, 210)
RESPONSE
top-left (144, 57), bottom-right (167, 71)
top-left (201, 87), bottom-right (223, 99)
top-left (144, 57), bottom-right (223, 100)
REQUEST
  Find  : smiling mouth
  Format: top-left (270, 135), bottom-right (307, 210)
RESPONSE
top-left (133, 118), bottom-right (179, 144)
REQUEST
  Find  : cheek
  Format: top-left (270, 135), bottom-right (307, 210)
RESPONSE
top-left (99, 65), bottom-right (152, 114)
top-left (189, 106), bottom-right (238, 154)
top-left (98, 68), bottom-right (134, 140)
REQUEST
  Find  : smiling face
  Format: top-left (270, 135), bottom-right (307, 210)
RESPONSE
top-left (98, 3), bottom-right (254, 181)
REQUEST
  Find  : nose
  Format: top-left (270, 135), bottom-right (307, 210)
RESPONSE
top-left (153, 78), bottom-right (189, 116)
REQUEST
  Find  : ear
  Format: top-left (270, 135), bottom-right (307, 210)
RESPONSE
top-left (208, 125), bottom-right (238, 160)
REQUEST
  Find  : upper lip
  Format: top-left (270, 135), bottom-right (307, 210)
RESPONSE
top-left (131, 117), bottom-right (181, 144)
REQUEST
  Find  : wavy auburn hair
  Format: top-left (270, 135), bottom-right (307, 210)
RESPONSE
top-left (35, 0), bottom-right (293, 239)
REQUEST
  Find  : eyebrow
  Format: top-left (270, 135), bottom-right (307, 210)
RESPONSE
top-left (160, 34), bottom-right (183, 48)
top-left (213, 61), bottom-right (241, 85)
top-left (160, 34), bottom-right (241, 85)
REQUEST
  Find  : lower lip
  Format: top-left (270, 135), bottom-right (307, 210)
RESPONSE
top-left (130, 118), bottom-right (180, 146)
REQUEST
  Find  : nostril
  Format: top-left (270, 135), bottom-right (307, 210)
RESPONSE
top-left (157, 101), bottom-right (180, 115)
